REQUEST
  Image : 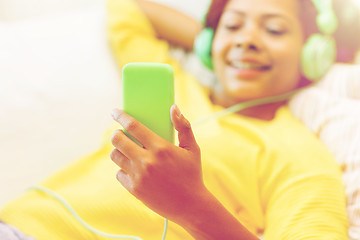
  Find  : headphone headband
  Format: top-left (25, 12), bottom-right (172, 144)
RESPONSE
top-left (312, 0), bottom-right (338, 34)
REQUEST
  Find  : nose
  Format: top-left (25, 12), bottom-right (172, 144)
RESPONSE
top-left (233, 22), bottom-right (263, 52)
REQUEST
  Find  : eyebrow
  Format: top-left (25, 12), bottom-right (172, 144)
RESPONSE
top-left (224, 10), bottom-right (291, 22)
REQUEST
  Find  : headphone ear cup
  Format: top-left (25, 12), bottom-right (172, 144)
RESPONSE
top-left (301, 33), bottom-right (336, 81)
top-left (194, 28), bottom-right (214, 69)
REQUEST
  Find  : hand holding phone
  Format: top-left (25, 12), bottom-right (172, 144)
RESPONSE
top-left (112, 64), bottom-right (204, 226)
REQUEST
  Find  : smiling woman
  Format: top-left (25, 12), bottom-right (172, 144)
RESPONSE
top-left (201, 0), bottom-right (359, 111)
top-left (0, 0), bottom-right (358, 239)
top-left (210, 0), bottom-right (304, 111)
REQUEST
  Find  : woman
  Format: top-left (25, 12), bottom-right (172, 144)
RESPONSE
top-left (0, 0), bottom-right (356, 239)
top-left (108, 0), bottom-right (351, 239)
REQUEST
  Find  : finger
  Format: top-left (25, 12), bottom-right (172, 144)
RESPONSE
top-left (111, 129), bottom-right (147, 161)
top-left (112, 108), bottom-right (163, 149)
top-left (110, 149), bottom-right (132, 173)
top-left (170, 104), bottom-right (199, 154)
top-left (116, 169), bottom-right (134, 192)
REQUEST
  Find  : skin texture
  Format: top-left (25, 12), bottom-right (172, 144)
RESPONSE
top-left (110, 0), bottom-right (308, 239)
top-left (111, 105), bottom-right (202, 222)
top-left (111, 106), bottom-right (257, 239)
top-left (211, 0), bottom-right (304, 112)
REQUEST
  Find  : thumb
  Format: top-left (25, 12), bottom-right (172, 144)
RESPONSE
top-left (170, 104), bottom-right (199, 153)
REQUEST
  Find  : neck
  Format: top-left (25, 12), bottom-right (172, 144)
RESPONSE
top-left (209, 85), bottom-right (286, 121)
top-left (235, 101), bottom-right (286, 121)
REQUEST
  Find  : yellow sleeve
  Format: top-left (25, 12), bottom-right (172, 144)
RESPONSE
top-left (107, 0), bottom-right (171, 68)
top-left (265, 174), bottom-right (348, 239)
top-left (261, 146), bottom-right (349, 239)
top-left (106, 0), bottom-right (214, 122)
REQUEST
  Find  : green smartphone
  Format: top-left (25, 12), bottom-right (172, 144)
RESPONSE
top-left (122, 62), bottom-right (175, 145)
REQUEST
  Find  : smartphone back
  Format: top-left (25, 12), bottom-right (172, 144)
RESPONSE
top-left (122, 63), bottom-right (175, 144)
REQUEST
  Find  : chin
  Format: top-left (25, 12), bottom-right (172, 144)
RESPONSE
top-left (225, 82), bottom-right (270, 102)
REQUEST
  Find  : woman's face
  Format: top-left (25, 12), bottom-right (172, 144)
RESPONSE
top-left (212, 0), bottom-right (304, 103)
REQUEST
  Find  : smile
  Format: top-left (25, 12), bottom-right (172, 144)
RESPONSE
top-left (229, 61), bottom-right (271, 71)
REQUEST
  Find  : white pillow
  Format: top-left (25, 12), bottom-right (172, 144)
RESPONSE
top-left (0, 4), bottom-right (121, 207)
top-left (148, 0), bottom-right (210, 20)
top-left (289, 64), bottom-right (360, 240)
top-left (0, 0), bottom-right (105, 21)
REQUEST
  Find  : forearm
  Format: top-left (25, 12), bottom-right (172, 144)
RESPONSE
top-left (135, 0), bottom-right (202, 50)
top-left (176, 187), bottom-right (259, 240)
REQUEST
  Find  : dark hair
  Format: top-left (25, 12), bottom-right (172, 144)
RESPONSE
top-left (205, 0), bottom-right (360, 63)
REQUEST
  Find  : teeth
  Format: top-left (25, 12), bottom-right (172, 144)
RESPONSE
top-left (231, 61), bottom-right (267, 70)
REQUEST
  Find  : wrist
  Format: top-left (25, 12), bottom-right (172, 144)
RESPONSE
top-left (173, 186), bottom-right (223, 238)
top-left (173, 186), bottom-right (258, 240)
top-left (174, 184), bottom-right (212, 226)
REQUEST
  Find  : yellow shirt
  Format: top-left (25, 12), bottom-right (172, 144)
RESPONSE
top-left (0, 0), bottom-right (348, 239)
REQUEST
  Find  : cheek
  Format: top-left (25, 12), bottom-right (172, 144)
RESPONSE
top-left (211, 36), bottom-right (226, 65)
top-left (276, 51), bottom-right (301, 74)
top-left (271, 42), bottom-right (303, 86)
top-left (211, 36), bottom-right (228, 80)
top-left (271, 39), bottom-right (302, 64)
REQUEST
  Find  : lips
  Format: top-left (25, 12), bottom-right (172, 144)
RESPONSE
top-left (226, 58), bottom-right (272, 79)
top-left (228, 60), bottom-right (271, 71)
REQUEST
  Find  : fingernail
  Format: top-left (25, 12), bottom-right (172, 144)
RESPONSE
top-left (173, 104), bottom-right (182, 118)
top-left (112, 108), bottom-right (121, 121)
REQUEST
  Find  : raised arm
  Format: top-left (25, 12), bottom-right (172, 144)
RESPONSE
top-left (135, 0), bottom-right (202, 50)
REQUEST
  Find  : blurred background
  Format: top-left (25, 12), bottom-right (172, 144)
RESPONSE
top-left (0, 0), bottom-right (359, 208)
top-left (0, 0), bottom-right (209, 21)
top-left (0, 0), bottom-right (210, 208)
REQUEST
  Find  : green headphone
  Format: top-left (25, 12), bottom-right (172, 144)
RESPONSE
top-left (194, 0), bottom-right (338, 81)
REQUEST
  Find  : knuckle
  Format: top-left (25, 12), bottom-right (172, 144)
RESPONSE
top-left (111, 130), bottom-right (122, 146)
top-left (129, 158), bottom-right (155, 198)
top-left (124, 119), bottom-right (139, 132)
top-left (182, 118), bottom-right (192, 131)
top-left (193, 144), bottom-right (201, 155)
top-left (110, 149), bottom-right (118, 159)
top-left (153, 144), bottom-right (171, 159)
top-left (143, 161), bottom-right (156, 176)
top-left (131, 176), bottom-right (145, 197)
top-left (131, 185), bottom-right (141, 198)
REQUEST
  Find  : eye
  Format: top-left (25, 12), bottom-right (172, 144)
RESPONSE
top-left (266, 27), bottom-right (287, 35)
top-left (225, 24), bottom-right (241, 31)
top-left (264, 20), bottom-right (288, 36)
top-left (218, 12), bottom-right (244, 32)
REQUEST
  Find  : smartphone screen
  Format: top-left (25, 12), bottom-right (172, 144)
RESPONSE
top-left (122, 63), bottom-right (175, 145)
